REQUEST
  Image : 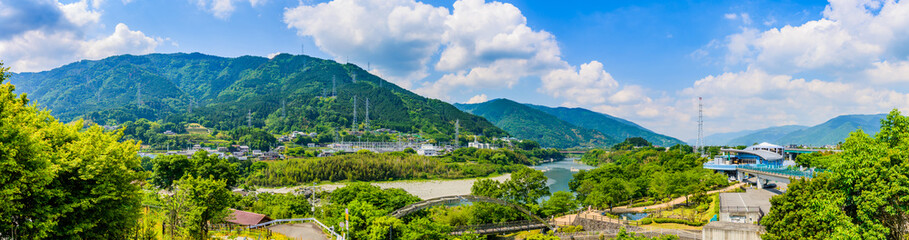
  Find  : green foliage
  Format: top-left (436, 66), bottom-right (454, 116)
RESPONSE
top-left (235, 192), bottom-right (312, 219)
top-left (571, 147), bottom-right (727, 209)
top-left (761, 109), bottom-right (909, 239)
top-left (614, 227), bottom-right (680, 240)
top-left (329, 183), bottom-right (420, 212)
top-left (539, 191), bottom-right (579, 217)
top-left (793, 151), bottom-right (837, 169)
top-left (455, 98), bottom-right (614, 148)
top-left (167, 175), bottom-right (235, 240)
top-left (152, 151), bottom-right (239, 189)
top-left (612, 137), bottom-right (651, 151)
top-left (558, 225), bottom-right (584, 233)
top-left (10, 53), bottom-right (507, 138)
top-left (0, 61), bottom-right (146, 239)
top-left (246, 152), bottom-right (521, 186)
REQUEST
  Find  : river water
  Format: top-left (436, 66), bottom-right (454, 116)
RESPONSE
top-left (531, 158), bottom-right (596, 201)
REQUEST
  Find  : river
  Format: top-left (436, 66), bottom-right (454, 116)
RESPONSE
top-left (531, 158), bottom-right (596, 201)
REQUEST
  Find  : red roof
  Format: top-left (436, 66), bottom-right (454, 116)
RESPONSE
top-left (226, 209), bottom-right (272, 226)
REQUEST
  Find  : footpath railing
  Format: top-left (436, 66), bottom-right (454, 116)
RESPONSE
top-left (737, 164), bottom-right (817, 178)
top-left (451, 220), bottom-right (548, 235)
top-left (247, 218), bottom-right (344, 240)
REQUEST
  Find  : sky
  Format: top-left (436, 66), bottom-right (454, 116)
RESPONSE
top-left (2, 0), bottom-right (909, 141)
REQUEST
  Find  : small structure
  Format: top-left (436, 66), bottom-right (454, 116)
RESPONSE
top-left (225, 209), bottom-right (272, 227)
top-left (702, 221), bottom-right (764, 240)
top-left (417, 144), bottom-right (439, 156)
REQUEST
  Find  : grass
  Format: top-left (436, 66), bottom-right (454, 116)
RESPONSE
top-left (211, 228), bottom-right (294, 240)
top-left (640, 223), bottom-right (702, 231)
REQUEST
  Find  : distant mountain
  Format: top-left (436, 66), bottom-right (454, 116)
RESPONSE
top-left (692, 129), bottom-right (760, 146)
top-left (454, 99), bottom-right (615, 148)
top-left (523, 104), bottom-right (686, 147)
top-left (727, 125), bottom-right (808, 146)
top-left (8, 53), bottom-right (507, 138)
top-left (777, 114), bottom-right (886, 146)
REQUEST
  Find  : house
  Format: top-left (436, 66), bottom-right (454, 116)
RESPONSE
top-left (163, 130), bottom-right (175, 135)
top-left (225, 209), bottom-right (272, 227)
top-left (417, 144), bottom-right (439, 156)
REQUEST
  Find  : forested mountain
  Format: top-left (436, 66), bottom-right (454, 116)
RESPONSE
top-left (454, 99), bottom-right (614, 148)
top-left (776, 114), bottom-right (885, 146)
top-left (726, 125), bottom-right (808, 146)
top-left (522, 103), bottom-right (686, 147)
top-left (9, 53), bottom-right (507, 139)
top-left (691, 129), bottom-right (759, 146)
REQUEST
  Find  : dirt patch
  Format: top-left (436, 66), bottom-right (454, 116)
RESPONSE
top-left (269, 223), bottom-right (328, 240)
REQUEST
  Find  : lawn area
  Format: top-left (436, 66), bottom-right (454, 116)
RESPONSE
top-left (639, 223), bottom-right (703, 231)
top-left (646, 193), bottom-right (719, 222)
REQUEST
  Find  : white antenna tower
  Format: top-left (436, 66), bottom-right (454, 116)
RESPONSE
top-left (247, 109), bottom-right (252, 128)
top-left (282, 99), bottom-right (287, 120)
top-left (332, 76), bottom-right (337, 97)
top-left (352, 72), bottom-right (357, 83)
top-left (364, 98), bottom-right (369, 132)
top-left (188, 99), bottom-right (193, 114)
top-left (352, 95), bottom-right (358, 130)
top-left (454, 119), bottom-right (460, 146)
top-left (697, 97), bottom-right (704, 156)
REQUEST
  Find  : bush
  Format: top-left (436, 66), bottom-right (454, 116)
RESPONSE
top-left (558, 225), bottom-right (583, 233)
top-left (631, 200), bottom-right (655, 208)
top-left (648, 217), bottom-right (706, 226)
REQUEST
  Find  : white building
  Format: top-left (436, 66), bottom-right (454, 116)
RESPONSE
top-left (417, 144), bottom-right (439, 156)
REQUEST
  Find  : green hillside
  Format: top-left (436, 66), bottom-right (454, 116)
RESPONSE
top-left (776, 114), bottom-right (885, 146)
top-left (523, 103), bottom-right (686, 147)
top-left (454, 99), bottom-right (614, 148)
top-left (726, 125), bottom-right (808, 146)
top-left (9, 53), bottom-right (507, 139)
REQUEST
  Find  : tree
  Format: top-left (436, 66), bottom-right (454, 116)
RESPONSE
top-left (0, 61), bottom-right (146, 239)
top-left (152, 151), bottom-right (239, 189)
top-left (540, 191), bottom-right (579, 217)
top-left (503, 167), bottom-right (550, 206)
top-left (762, 109), bottom-right (909, 239)
top-left (170, 175), bottom-right (234, 240)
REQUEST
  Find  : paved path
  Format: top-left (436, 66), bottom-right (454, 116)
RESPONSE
top-left (269, 223), bottom-right (328, 240)
top-left (610, 182), bottom-right (747, 213)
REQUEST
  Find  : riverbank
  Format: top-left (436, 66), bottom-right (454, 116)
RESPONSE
top-left (256, 174), bottom-right (512, 199)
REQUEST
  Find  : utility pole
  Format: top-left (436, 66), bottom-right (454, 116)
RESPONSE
top-left (697, 97), bottom-right (704, 157)
top-left (282, 99), bottom-right (287, 120)
top-left (332, 76), bottom-right (337, 97)
top-left (352, 72), bottom-right (357, 83)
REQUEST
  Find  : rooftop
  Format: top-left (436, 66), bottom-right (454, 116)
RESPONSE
top-left (719, 188), bottom-right (775, 214)
top-left (226, 209), bottom-right (272, 226)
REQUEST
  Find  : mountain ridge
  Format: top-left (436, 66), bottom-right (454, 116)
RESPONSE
top-left (9, 52), bottom-right (507, 140)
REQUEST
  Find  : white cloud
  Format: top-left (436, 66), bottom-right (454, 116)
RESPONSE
top-left (724, 13), bottom-right (737, 20)
top-left (722, 0), bottom-right (909, 75)
top-left (866, 60), bottom-right (909, 83)
top-left (0, 2), bottom-right (162, 72)
top-left (59, 0), bottom-right (102, 27)
top-left (539, 61), bottom-right (620, 106)
top-left (465, 94), bottom-right (488, 104)
top-left (284, 0), bottom-right (448, 88)
top-left (192, 0), bottom-right (265, 19)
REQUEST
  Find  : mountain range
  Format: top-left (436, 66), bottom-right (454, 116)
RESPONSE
top-left (699, 113), bottom-right (887, 147)
top-left (8, 53), bottom-right (507, 139)
top-left (455, 99), bottom-right (685, 148)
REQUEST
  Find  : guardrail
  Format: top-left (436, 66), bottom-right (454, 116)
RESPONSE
top-left (248, 218), bottom-right (343, 240)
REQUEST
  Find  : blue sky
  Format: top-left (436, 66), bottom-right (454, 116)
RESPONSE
top-left (2, 0), bottom-right (908, 141)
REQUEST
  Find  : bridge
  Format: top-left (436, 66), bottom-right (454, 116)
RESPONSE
top-left (389, 195), bottom-right (556, 235)
top-left (558, 150), bottom-right (587, 154)
top-left (703, 163), bottom-right (821, 188)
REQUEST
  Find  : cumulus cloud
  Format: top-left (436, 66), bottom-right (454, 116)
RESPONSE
top-left (284, 0), bottom-right (448, 88)
top-left (465, 94), bottom-right (488, 104)
top-left (540, 61), bottom-right (620, 106)
top-left (723, 0), bottom-right (909, 74)
top-left (0, 1), bottom-right (162, 72)
top-left (192, 0), bottom-right (265, 19)
top-left (866, 60), bottom-right (909, 83)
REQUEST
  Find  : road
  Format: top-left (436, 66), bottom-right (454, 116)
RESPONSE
top-left (268, 223), bottom-right (328, 240)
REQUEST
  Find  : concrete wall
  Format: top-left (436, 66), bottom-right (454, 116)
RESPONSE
top-left (703, 227), bottom-right (762, 240)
